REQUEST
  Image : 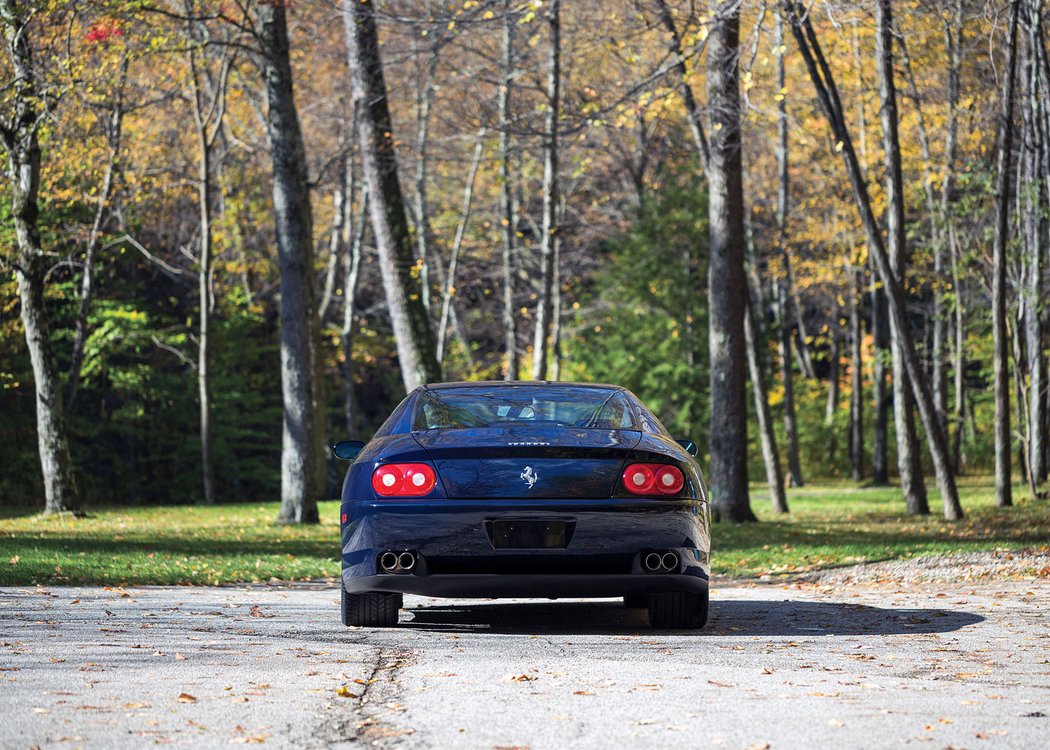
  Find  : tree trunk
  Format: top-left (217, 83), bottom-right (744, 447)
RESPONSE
top-left (784, 0), bottom-right (962, 520)
top-left (876, 0), bottom-right (929, 516)
top-left (746, 288), bottom-right (788, 513)
top-left (774, 11), bottom-right (802, 488)
top-left (951, 232), bottom-right (967, 473)
top-left (531, 0), bottom-right (561, 380)
top-left (499, 0), bottom-right (519, 380)
top-left (898, 26), bottom-right (949, 440)
top-left (941, 2), bottom-right (967, 475)
top-left (317, 154), bottom-right (347, 322)
top-left (258, 3), bottom-right (320, 523)
top-left (825, 324), bottom-right (840, 427)
top-left (706, 1), bottom-right (755, 523)
top-left (411, 48), bottom-right (438, 316)
top-left (187, 43), bottom-right (230, 507)
top-left (1, 1), bottom-right (79, 514)
top-left (993, 0), bottom-right (1021, 508)
top-left (342, 187), bottom-right (368, 441)
top-left (194, 106), bottom-right (217, 507)
top-left (849, 258), bottom-right (865, 480)
top-left (779, 286), bottom-right (804, 487)
top-left (871, 257), bottom-right (890, 484)
top-left (437, 134), bottom-right (485, 364)
top-left (1023, 1), bottom-right (1047, 484)
top-left (343, 0), bottom-right (441, 392)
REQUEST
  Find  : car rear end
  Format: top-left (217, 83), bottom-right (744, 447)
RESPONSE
top-left (338, 383), bottom-right (711, 627)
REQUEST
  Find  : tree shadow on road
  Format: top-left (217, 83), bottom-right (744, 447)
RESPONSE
top-left (400, 598), bottom-right (984, 636)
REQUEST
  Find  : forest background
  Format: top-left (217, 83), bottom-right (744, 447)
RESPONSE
top-left (2, 0), bottom-right (1049, 531)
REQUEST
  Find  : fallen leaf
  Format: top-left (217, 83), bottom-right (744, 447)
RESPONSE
top-left (335, 685), bottom-right (358, 698)
top-left (174, 653), bottom-right (186, 661)
top-left (573, 690), bottom-right (594, 696)
top-left (508, 674), bottom-right (536, 682)
top-left (178, 693), bottom-right (197, 703)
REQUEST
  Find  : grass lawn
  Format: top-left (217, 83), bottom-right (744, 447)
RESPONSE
top-left (1, 476), bottom-right (1048, 586)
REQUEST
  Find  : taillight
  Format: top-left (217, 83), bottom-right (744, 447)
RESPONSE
top-left (622, 463), bottom-right (685, 496)
top-left (371, 463), bottom-right (437, 497)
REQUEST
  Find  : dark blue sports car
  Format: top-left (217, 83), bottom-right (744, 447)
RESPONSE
top-left (333, 381), bottom-right (711, 629)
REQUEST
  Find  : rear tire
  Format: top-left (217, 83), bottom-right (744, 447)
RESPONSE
top-left (623, 594), bottom-right (647, 609)
top-left (341, 583), bottom-right (402, 627)
top-left (647, 589), bottom-right (708, 629)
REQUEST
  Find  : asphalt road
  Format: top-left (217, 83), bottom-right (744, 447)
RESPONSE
top-left (2, 578), bottom-right (1047, 749)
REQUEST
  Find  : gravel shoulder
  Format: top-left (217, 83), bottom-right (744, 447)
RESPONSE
top-left (2, 557), bottom-right (1048, 750)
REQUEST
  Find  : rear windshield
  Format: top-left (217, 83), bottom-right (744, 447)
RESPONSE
top-left (413, 386), bottom-right (640, 431)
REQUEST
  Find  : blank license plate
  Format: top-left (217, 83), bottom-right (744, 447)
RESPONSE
top-left (488, 520), bottom-right (569, 549)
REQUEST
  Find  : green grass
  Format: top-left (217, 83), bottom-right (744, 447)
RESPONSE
top-left (1, 477), bottom-right (1047, 586)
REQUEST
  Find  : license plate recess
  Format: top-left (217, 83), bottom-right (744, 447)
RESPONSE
top-left (485, 519), bottom-right (575, 549)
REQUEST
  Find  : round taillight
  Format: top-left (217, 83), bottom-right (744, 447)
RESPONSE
top-left (372, 463), bottom-right (436, 497)
top-left (622, 463), bottom-right (656, 495)
top-left (655, 465), bottom-right (684, 495)
top-left (372, 465), bottom-right (404, 496)
top-left (622, 463), bottom-right (685, 496)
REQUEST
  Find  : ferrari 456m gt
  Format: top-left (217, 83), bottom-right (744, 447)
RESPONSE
top-left (333, 381), bottom-right (711, 629)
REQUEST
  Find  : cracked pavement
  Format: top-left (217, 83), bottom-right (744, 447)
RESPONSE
top-left (1, 578), bottom-right (1048, 749)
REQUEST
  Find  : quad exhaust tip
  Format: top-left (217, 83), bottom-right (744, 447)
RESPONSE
top-left (643, 550), bottom-right (680, 573)
top-left (379, 551), bottom-right (416, 574)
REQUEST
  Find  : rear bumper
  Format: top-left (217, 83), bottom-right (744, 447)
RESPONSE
top-left (339, 497), bottom-right (711, 599)
top-left (343, 569), bottom-right (709, 598)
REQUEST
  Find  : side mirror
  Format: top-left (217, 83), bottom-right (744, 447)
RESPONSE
top-left (332, 440), bottom-right (365, 461)
top-left (676, 439), bottom-right (698, 457)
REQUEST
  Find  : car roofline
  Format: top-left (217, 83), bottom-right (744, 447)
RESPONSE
top-left (420, 380), bottom-right (628, 392)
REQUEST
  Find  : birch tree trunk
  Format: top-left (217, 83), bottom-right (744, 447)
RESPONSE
top-left (499, 0), bottom-right (519, 380)
top-left (187, 40), bottom-right (232, 507)
top-left (437, 134), bottom-right (485, 363)
top-left (784, 0), bottom-right (962, 520)
top-left (825, 324), bottom-right (840, 427)
top-left (342, 187), bottom-right (368, 441)
top-left (707, 0), bottom-right (755, 523)
top-left (876, 0), bottom-right (929, 515)
top-left (849, 259), bottom-right (865, 480)
top-left (258, 3), bottom-right (320, 523)
top-left (531, 0), bottom-right (561, 380)
top-left (746, 285), bottom-right (788, 513)
top-left (849, 15), bottom-right (888, 484)
top-left (1, 0), bottom-right (79, 514)
top-left (871, 257), bottom-right (890, 484)
top-left (191, 58), bottom-right (217, 507)
top-left (343, 0), bottom-right (441, 392)
top-left (992, 0), bottom-right (1021, 508)
top-left (773, 11), bottom-right (803, 488)
top-left (1023, 1), bottom-right (1046, 484)
top-left (942, 2), bottom-right (967, 474)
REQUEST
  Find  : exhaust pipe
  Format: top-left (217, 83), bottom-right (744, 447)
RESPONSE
top-left (397, 552), bottom-right (416, 571)
top-left (642, 550), bottom-right (680, 573)
top-left (661, 551), bottom-right (679, 572)
top-left (378, 552), bottom-right (400, 573)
